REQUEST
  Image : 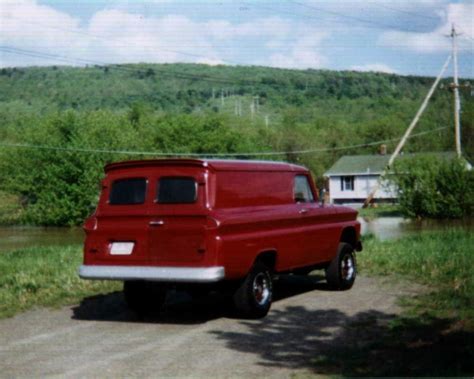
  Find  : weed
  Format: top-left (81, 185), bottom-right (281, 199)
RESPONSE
top-left (360, 229), bottom-right (474, 327)
top-left (0, 245), bottom-right (120, 318)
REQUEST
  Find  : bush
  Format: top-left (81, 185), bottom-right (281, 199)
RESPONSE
top-left (390, 155), bottom-right (474, 218)
top-left (0, 110), bottom-right (266, 226)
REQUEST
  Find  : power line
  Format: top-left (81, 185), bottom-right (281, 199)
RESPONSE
top-left (1, 45), bottom-right (415, 93)
top-left (373, 3), bottom-right (440, 22)
top-left (0, 126), bottom-right (450, 158)
top-left (20, 43), bottom-right (457, 49)
top-left (247, 0), bottom-right (434, 34)
top-left (459, 31), bottom-right (474, 42)
top-left (0, 46), bottom-right (256, 86)
top-left (3, 45), bottom-right (455, 91)
top-left (6, 16), bottom-right (236, 65)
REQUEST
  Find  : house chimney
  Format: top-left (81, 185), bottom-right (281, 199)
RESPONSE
top-left (379, 144), bottom-right (387, 155)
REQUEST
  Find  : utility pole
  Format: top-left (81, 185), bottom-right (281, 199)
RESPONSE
top-left (362, 54), bottom-right (452, 208)
top-left (234, 99), bottom-right (241, 116)
top-left (450, 24), bottom-right (462, 158)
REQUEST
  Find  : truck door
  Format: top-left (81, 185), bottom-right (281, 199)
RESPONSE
top-left (294, 174), bottom-right (336, 265)
top-left (147, 174), bottom-right (207, 265)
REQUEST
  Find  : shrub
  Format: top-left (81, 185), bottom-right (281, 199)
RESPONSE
top-left (0, 110), bottom-right (265, 225)
top-left (390, 155), bottom-right (474, 218)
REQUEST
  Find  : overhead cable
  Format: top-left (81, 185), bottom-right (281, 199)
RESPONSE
top-left (0, 126), bottom-right (450, 158)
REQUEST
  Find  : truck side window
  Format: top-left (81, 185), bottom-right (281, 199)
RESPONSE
top-left (294, 175), bottom-right (314, 203)
top-left (157, 177), bottom-right (197, 204)
top-left (109, 178), bottom-right (147, 205)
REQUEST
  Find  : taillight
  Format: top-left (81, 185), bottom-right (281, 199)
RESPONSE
top-left (83, 216), bottom-right (98, 232)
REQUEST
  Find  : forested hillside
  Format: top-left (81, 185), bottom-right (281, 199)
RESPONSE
top-left (0, 63), bottom-right (472, 225)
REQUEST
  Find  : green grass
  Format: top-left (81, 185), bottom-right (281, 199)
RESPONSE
top-left (0, 245), bottom-right (120, 318)
top-left (0, 191), bottom-right (24, 225)
top-left (357, 204), bottom-right (402, 218)
top-left (360, 229), bottom-right (474, 327)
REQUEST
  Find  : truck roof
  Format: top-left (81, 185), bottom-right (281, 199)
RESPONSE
top-left (105, 159), bottom-right (308, 173)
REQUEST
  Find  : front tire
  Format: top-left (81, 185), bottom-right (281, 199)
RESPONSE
top-left (123, 280), bottom-right (167, 313)
top-left (233, 262), bottom-right (273, 319)
top-left (325, 242), bottom-right (357, 290)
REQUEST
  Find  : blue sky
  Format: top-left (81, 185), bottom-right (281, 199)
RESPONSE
top-left (1, 0), bottom-right (472, 77)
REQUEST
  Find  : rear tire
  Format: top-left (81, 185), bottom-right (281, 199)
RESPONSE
top-left (325, 242), bottom-right (356, 290)
top-left (123, 281), bottom-right (167, 313)
top-left (233, 262), bottom-right (273, 319)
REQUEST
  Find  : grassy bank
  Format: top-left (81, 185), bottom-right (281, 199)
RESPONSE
top-left (0, 191), bottom-right (23, 225)
top-left (0, 245), bottom-right (120, 318)
top-left (360, 229), bottom-right (474, 326)
top-left (357, 204), bottom-right (402, 218)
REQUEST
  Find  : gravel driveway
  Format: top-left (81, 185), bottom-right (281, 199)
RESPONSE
top-left (0, 275), bottom-right (415, 378)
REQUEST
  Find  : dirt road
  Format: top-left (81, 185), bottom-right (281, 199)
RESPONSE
top-left (0, 275), bottom-right (415, 378)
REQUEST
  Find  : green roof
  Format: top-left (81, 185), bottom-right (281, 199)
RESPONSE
top-left (324, 152), bottom-right (458, 176)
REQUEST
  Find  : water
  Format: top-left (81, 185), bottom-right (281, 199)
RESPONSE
top-left (0, 226), bottom-right (84, 253)
top-left (359, 216), bottom-right (473, 241)
top-left (0, 218), bottom-right (472, 253)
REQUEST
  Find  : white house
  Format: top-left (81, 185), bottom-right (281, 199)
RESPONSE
top-left (324, 152), bottom-right (466, 205)
top-left (324, 154), bottom-right (396, 205)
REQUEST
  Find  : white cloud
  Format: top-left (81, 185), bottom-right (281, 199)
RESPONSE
top-left (0, 1), bottom-right (330, 69)
top-left (350, 63), bottom-right (397, 74)
top-left (378, 2), bottom-right (473, 53)
top-left (267, 28), bottom-right (329, 69)
top-left (0, 0), bottom-right (84, 65)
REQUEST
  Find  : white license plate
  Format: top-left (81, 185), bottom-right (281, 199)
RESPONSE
top-left (110, 242), bottom-right (134, 255)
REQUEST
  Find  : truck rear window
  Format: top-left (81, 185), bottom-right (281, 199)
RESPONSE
top-left (157, 177), bottom-right (197, 204)
top-left (109, 178), bottom-right (147, 205)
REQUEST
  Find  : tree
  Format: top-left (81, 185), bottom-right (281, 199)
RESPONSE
top-left (391, 156), bottom-right (474, 218)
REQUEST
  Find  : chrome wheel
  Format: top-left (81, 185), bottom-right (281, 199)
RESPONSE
top-left (234, 262), bottom-right (273, 318)
top-left (252, 272), bottom-right (271, 306)
top-left (341, 254), bottom-right (355, 281)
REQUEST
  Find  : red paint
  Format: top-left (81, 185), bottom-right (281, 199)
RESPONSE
top-left (83, 159), bottom-right (361, 279)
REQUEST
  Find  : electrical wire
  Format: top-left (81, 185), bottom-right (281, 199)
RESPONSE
top-left (460, 32), bottom-right (474, 42)
top-left (5, 15), bottom-right (452, 50)
top-left (373, 3), bottom-right (441, 22)
top-left (0, 46), bottom-right (261, 86)
top-left (5, 17), bottom-right (238, 66)
top-left (0, 126), bottom-right (450, 158)
top-left (246, 0), bottom-right (436, 34)
top-left (2, 45), bottom-right (415, 94)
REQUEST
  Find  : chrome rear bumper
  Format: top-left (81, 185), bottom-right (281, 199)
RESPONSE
top-left (78, 265), bottom-right (225, 283)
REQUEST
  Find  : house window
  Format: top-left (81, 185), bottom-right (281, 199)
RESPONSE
top-left (340, 176), bottom-right (354, 191)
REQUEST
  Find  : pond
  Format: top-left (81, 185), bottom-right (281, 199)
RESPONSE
top-left (0, 226), bottom-right (84, 253)
top-left (358, 216), bottom-right (473, 241)
top-left (0, 217), bottom-right (472, 252)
